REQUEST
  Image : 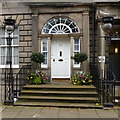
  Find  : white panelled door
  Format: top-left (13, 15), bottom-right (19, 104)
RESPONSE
top-left (51, 37), bottom-right (70, 78)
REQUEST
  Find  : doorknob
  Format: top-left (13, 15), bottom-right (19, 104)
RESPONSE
top-left (53, 59), bottom-right (55, 62)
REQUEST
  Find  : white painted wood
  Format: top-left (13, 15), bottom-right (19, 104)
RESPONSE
top-left (51, 37), bottom-right (70, 78)
top-left (42, 17), bottom-right (80, 34)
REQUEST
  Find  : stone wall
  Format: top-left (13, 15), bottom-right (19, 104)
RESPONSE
top-left (18, 14), bottom-right (32, 67)
top-left (0, 13), bottom-right (32, 83)
top-left (2, 2), bottom-right (116, 79)
top-left (0, 2), bottom-right (32, 102)
top-left (0, 2), bottom-right (92, 80)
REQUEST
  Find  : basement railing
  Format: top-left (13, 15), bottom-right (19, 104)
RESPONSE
top-left (4, 65), bottom-right (31, 104)
top-left (101, 64), bottom-right (116, 106)
top-left (90, 64), bottom-right (116, 106)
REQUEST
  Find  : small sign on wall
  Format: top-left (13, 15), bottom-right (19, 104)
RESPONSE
top-left (98, 56), bottom-right (105, 63)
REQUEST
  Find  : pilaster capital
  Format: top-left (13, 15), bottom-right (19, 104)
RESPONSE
top-left (39, 37), bottom-right (42, 40)
top-left (80, 36), bottom-right (83, 40)
top-left (47, 37), bottom-right (51, 40)
top-left (32, 14), bottom-right (38, 17)
top-left (82, 11), bottom-right (89, 15)
top-left (70, 36), bottom-right (74, 40)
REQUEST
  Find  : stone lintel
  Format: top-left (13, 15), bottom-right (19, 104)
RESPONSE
top-left (38, 33), bottom-right (83, 39)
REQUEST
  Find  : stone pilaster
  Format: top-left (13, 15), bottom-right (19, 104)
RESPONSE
top-left (48, 37), bottom-right (51, 68)
top-left (82, 11), bottom-right (90, 72)
top-left (70, 36), bottom-right (74, 77)
top-left (47, 37), bottom-right (51, 79)
top-left (38, 37), bottom-right (41, 52)
top-left (97, 24), bottom-right (106, 79)
top-left (32, 14), bottom-right (39, 52)
top-left (31, 14), bottom-right (39, 69)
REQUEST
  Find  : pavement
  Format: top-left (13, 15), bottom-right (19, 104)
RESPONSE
top-left (1, 106), bottom-right (120, 119)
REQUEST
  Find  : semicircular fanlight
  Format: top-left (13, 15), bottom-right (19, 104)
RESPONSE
top-left (42, 17), bottom-right (80, 34)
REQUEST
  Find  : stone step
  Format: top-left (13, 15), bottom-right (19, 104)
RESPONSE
top-left (23, 84), bottom-right (96, 91)
top-left (21, 90), bottom-right (98, 94)
top-left (15, 84), bottom-right (99, 108)
top-left (18, 95), bottom-right (98, 103)
top-left (23, 84), bottom-right (96, 89)
top-left (14, 101), bottom-right (102, 109)
top-left (20, 90), bottom-right (98, 97)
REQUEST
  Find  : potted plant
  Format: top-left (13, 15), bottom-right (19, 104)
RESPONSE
top-left (30, 52), bottom-right (44, 69)
top-left (72, 53), bottom-right (88, 71)
top-left (26, 71), bottom-right (49, 84)
top-left (71, 72), bottom-right (92, 85)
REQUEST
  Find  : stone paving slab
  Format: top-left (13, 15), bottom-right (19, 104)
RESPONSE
top-left (17, 107), bottom-right (42, 118)
top-left (78, 109), bottom-right (99, 118)
top-left (2, 111), bottom-right (19, 118)
top-left (58, 108), bottom-right (79, 118)
top-left (36, 107), bottom-right (59, 118)
top-left (2, 106), bottom-right (23, 112)
top-left (96, 109), bottom-right (119, 118)
top-left (1, 106), bottom-right (119, 118)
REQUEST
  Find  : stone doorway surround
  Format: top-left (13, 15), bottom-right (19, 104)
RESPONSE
top-left (31, 5), bottom-right (90, 80)
top-left (38, 33), bottom-right (83, 81)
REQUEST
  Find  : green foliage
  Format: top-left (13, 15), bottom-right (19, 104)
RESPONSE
top-left (73, 53), bottom-right (88, 63)
top-left (32, 77), bottom-right (42, 84)
top-left (30, 52), bottom-right (44, 64)
top-left (26, 71), bottom-right (49, 84)
top-left (71, 71), bottom-right (93, 85)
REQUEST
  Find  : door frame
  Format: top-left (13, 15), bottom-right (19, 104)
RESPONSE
top-left (51, 36), bottom-right (71, 80)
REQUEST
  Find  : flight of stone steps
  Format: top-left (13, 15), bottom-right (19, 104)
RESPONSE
top-left (14, 83), bottom-right (102, 108)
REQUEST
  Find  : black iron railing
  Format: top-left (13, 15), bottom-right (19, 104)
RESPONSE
top-left (4, 65), bottom-right (31, 104)
top-left (14, 65), bottom-right (31, 99)
top-left (90, 63), bottom-right (116, 105)
top-left (4, 69), bottom-right (14, 105)
top-left (90, 64), bottom-right (102, 103)
top-left (101, 64), bottom-right (116, 105)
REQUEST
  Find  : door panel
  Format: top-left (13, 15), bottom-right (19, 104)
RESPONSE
top-left (51, 37), bottom-right (70, 78)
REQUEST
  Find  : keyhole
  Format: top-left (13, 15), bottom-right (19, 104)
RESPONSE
top-left (60, 51), bottom-right (62, 57)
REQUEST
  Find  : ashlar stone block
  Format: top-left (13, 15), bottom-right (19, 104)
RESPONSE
top-left (19, 42), bottom-right (27, 46)
top-left (24, 47), bottom-right (32, 52)
top-left (24, 58), bottom-right (31, 63)
top-left (24, 15), bottom-right (32, 19)
top-left (19, 52), bottom-right (28, 58)
top-left (24, 36), bottom-right (32, 41)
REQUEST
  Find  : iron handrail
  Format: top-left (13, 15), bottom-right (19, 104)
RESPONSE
top-left (14, 65), bottom-right (31, 98)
